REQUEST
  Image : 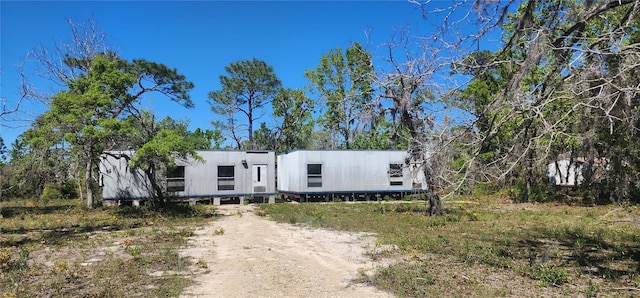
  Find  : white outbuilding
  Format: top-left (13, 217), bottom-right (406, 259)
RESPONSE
top-left (546, 158), bottom-right (584, 186)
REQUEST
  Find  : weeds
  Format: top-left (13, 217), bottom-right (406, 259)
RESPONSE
top-left (529, 264), bottom-right (569, 286)
top-left (0, 198), bottom-right (213, 297)
top-left (260, 199), bottom-right (640, 297)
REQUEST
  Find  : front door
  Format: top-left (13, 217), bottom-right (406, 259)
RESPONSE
top-left (252, 164), bottom-right (268, 193)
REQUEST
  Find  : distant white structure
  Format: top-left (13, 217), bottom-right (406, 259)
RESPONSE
top-left (276, 150), bottom-right (427, 201)
top-left (100, 150), bottom-right (276, 205)
top-left (546, 158), bottom-right (584, 186)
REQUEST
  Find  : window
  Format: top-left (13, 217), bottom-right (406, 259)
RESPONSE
top-left (389, 164), bottom-right (403, 186)
top-left (307, 164), bottom-right (322, 187)
top-left (167, 166), bottom-right (185, 192)
top-left (218, 166), bottom-right (235, 191)
top-left (257, 166), bottom-right (261, 182)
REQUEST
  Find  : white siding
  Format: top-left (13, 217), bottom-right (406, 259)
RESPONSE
top-left (547, 159), bottom-right (584, 186)
top-left (277, 150), bottom-right (424, 194)
top-left (100, 150), bottom-right (275, 200)
top-left (100, 150), bottom-right (151, 199)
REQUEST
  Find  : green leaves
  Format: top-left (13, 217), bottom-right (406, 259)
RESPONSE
top-left (25, 51), bottom-right (195, 207)
top-left (305, 42), bottom-right (375, 149)
top-left (208, 59), bottom-right (282, 150)
top-left (271, 88), bottom-right (315, 152)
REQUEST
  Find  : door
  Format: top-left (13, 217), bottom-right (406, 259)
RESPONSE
top-left (252, 164), bottom-right (268, 193)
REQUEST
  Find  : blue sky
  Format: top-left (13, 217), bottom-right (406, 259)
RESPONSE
top-left (1, 0), bottom-right (502, 149)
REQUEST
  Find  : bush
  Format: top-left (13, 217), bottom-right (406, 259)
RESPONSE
top-left (40, 184), bottom-right (63, 202)
top-left (530, 265), bottom-right (568, 286)
top-left (59, 180), bottom-right (79, 199)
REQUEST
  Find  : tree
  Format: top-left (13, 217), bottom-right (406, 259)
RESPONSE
top-left (192, 128), bottom-right (225, 150)
top-left (0, 137), bottom-right (6, 201)
top-left (375, 27), bottom-right (447, 215)
top-left (271, 88), bottom-right (315, 153)
top-left (35, 53), bottom-right (194, 208)
top-left (351, 117), bottom-right (400, 150)
top-left (448, 0), bottom-right (640, 203)
top-left (0, 132), bottom-right (72, 201)
top-left (305, 42), bottom-right (375, 149)
top-left (122, 115), bottom-right (207, 206)
top-left (252, 122), bottom-right (278, 151)
top-left (2, 18), bottom-right (107, 133)
top-left (0, 137), bottom-right (6, 163)
top-left (208, 59), bottom-right (282, 150)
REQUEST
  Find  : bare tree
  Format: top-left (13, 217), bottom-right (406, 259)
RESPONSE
top-left (376, 28), bottom-right (452, 215)
top-left (3, 17), bottom-right (110, 137)
top-left (30, 17), bottom-right (109, 85)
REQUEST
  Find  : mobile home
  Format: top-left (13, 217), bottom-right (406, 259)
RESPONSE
top-left (100, 150), bottom-right (276, 205)
top-left (277, 150), bottom-right (427, 201)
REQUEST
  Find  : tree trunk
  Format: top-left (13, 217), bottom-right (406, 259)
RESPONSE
top-left (248, 99), bottom-right (254, 150)
top-left (85, 157), bottom-right (94, 208)
top-left (424, 164), bottom-right (444, 216)
top-left (145, 165), bottom-right (166, 208)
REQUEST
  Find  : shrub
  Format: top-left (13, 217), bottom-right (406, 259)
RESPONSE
top-left (530, 265), bottom-right (568, 286)
top-left (59, 180), bottom-right (79, 199)
top-left (40, 184), bottom-right (62, 202)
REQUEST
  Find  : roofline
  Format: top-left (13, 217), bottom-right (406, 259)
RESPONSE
top-left (280, 149), bottom-right (408, 154)
top-left (103, 149), bottom-right (275, 154)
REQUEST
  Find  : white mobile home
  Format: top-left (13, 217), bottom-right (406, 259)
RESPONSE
top-left (277, 150), bottom-right (427, 201)
top-left (100, 150), bottom-right (275, 205)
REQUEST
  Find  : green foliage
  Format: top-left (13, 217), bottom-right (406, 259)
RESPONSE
top-left (0, 135), bottom-right (72, 200)
top-left (40, 184), bottom-right (63, 202)
top-left (529, 265), bottom-right (568, 286)
top-left (208, 58), bottom-right (282, 150)
top-left (123, 116), bottom-right (206, 203)
top-left (351, 118), bottom-right (405, 150)
top-left (130, 125), bottom-right (202, 172)
top-left (305, 42), bottom-right (375, 149)
top-left (448, 0), bottom-right (640, 204)
top-left (190, 128), bottom-right (225, 150)
top-left (25, 51), bottom-right (194, 207)
top-left (271, 88), bottom-right (315, 152)
top-left (0, 137), bottom-right (7, 163)
top-left (39, 181), bottom-right (78, 202)
top-left (252, 122), bottom-right (277, 150)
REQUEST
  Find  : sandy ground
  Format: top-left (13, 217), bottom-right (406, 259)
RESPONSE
top-left (179, 204), bottom-right (393, 298)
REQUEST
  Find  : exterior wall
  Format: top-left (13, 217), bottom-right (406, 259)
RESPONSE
top-left (100, 150), bottom-right (151, 200)
top-left (277, 150), bottom-right (425, 195)
top-left (547, 159), bottom-right (584, 186)
top-left (100, 150), bottom-right (275, 201)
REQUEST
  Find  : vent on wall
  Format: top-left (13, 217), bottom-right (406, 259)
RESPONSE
top-left (254, 186), bottom-right (266, 193)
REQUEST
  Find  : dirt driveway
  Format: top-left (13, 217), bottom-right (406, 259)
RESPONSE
top-left (179, 204), bottom-right (393, 298)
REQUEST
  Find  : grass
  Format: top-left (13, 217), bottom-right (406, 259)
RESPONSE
top-left (0, 198), bottom-right (216, 297)
top-left (6, 196), bottom-right (638, 297)
top-left (259, 197), bottom-right (640, 297)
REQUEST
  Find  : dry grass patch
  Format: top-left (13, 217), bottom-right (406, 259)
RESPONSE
top-left (0, 199), bottom-right (216, 297)
top-left (259, 198), bottom-right (640, 297)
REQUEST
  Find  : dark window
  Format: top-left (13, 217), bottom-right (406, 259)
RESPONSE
top-left (307, 164), bottom-right (322, 187)
top-left (167, 166), bottom-right (185, 192)
top-left (218, 166), bottom-right (235, 191)
top-left (389, 164), bottom-right (403, 186)
top-left (257, 166), bottom-right (261, 182)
